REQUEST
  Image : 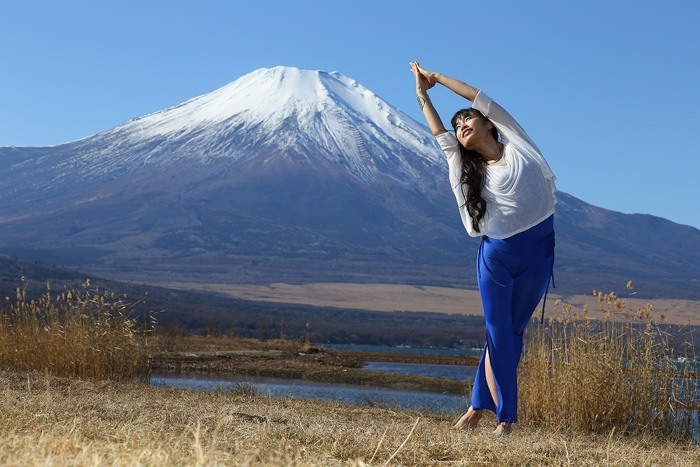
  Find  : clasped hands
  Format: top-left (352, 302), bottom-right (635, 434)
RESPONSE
top-left (410, 61), bottom-right (439, 94)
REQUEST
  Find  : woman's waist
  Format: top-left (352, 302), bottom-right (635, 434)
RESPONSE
top-left (482, 215), bottom-right (554, 253)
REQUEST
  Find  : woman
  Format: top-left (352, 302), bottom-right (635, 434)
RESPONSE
top-left (410, 62), bottom-right (556, 435)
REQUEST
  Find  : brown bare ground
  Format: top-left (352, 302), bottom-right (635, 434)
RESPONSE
top-left (1, 371), bottom-right (697, 466)
top-left (157, 281), bottom-right (700, 326)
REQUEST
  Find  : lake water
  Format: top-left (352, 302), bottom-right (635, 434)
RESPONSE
top-left (150, 349), bottom-right (476, 414)
top-left (322, 343), bottom-right (482, 357)
top-left (362, 361), bottom-right (475, 382)
top-left (150, 372), bottom-right (470, 414)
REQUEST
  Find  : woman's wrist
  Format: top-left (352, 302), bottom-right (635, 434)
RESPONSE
top-left (417, 95), bottom-right (429, 110)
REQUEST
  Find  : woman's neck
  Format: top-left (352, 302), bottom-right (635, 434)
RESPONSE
top-left (475, 140), bottom-right (503, 164)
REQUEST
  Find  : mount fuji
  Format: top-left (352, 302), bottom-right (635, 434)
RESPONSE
top-left (1, 66), bottom-right (698, 299)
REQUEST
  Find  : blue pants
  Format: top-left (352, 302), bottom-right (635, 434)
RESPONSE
top-left (471, 215), bottom-right (555, 423)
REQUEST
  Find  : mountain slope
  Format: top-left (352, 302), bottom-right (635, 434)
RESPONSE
top-left (1, 66), bottom-right (698, 299)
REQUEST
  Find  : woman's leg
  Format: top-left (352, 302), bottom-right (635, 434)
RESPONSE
top-left (507, 254), bottom-right (554, 387)
top-left (469, 343), bottom-right (498, 415)
top-left (473, 241), bottom-right (519, 424)
top-left (485, 347), bottom-right (514, 435)
top-left (454, 348), bottom-right (497, 430)
top-left (481, 294), bottom-right (519, 424)
top-left (463, 217), bottom-right (555, 430)
top-left (484, 349), bottom-right (499, 411)
top-left (512, 255), bottom-right (554, 337)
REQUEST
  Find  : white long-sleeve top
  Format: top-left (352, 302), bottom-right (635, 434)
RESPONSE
top-left (436, 91), bottom-right (557, 239)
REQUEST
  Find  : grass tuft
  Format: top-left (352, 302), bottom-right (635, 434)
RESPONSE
top-left (520, 285), bottom-right (698, 442)
top-left (0, 279), bottom-right (151, 380)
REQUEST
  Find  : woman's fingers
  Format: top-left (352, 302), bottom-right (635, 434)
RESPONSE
top-left (412, 61), bottom-right (436, 89)
top-left (411, 62), bottom-right (427, 92)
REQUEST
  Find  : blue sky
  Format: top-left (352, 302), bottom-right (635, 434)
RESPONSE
top-left (1, 1), bottom-right (699, 228)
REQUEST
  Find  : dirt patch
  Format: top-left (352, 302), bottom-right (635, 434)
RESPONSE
top-left (157, 281), bottom-right (486, 315)
top-left (155, 281), bottom-right (700, 326)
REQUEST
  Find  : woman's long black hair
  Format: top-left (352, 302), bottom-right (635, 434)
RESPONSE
top-left (450, 108), bottom-right (499, 233)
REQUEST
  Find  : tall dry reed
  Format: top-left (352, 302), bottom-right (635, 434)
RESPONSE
top-left (520, 283), bottom-right (698, 441)
top-left (0, 279), bottom-right (151, 380)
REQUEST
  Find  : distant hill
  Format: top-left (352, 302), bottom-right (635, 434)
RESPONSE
top-left (1, 66), bottom-right (698, 299)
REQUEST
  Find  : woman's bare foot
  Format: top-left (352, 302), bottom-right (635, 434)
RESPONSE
top-left (493, 422), bottom-right (512, 436)
top-left (453, 406), bottom-right (483, 430)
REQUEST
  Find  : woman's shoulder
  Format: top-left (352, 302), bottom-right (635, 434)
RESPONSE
top-left (435, 132), bottom-right (461, 162)
top-left (435, 131), bottom-right (458, 149)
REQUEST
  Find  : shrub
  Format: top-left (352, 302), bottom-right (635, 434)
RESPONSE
top-left (0, 279), bottom-right (151, 380)
top-left (520, 285), bottom-right (698, 441)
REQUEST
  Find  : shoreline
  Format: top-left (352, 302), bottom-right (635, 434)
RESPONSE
top-left (150, 336), bottom-right (480, 395)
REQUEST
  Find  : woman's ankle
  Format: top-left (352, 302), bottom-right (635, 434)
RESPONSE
top-left (453, 407), bottom-right (483, 430)
top-left (493, 422), bottom-right (512, 436)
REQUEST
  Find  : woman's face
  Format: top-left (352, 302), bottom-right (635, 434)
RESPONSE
top-left (454, 114), bottom-right (494, 149)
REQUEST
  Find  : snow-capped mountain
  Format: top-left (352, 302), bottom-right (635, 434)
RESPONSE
top-left (0, 66), bottom-right (698, 299)
top-left (3, 67), bottom-right (442, 193)
top-left (0, 66), bottom-right (462, 282)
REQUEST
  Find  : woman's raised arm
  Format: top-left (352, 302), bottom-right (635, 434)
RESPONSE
top-left (413, 62), bottom-right (480, 103)
top-left (410, 61), bottom-right (447, 136)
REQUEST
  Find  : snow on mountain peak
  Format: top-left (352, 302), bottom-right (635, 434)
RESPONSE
top-left (119, 66), bottom-right (408, 137)
top-left (10, 66), bottom-right (445, 192)
top-left (118, 67), bottom-right (320, 134)
top-left (99, 66), bottom-right (444, 184)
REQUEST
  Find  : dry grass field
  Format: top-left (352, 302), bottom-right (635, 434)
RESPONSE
top-left (158, 281), bottom-right (700, 326)
top-left (1, 371), bottom-right (698, 466)
top-left (0, 282), bottom-right (698, 465)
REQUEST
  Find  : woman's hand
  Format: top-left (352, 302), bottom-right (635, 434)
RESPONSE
top-left (410, 61), bottom-right (437, 96)
top-left (409, 61), bottom-right (447, 136)
top-left (413, 63), bottom-right (479, 103)
top-left (415, 62), bottom-right (439, 87)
